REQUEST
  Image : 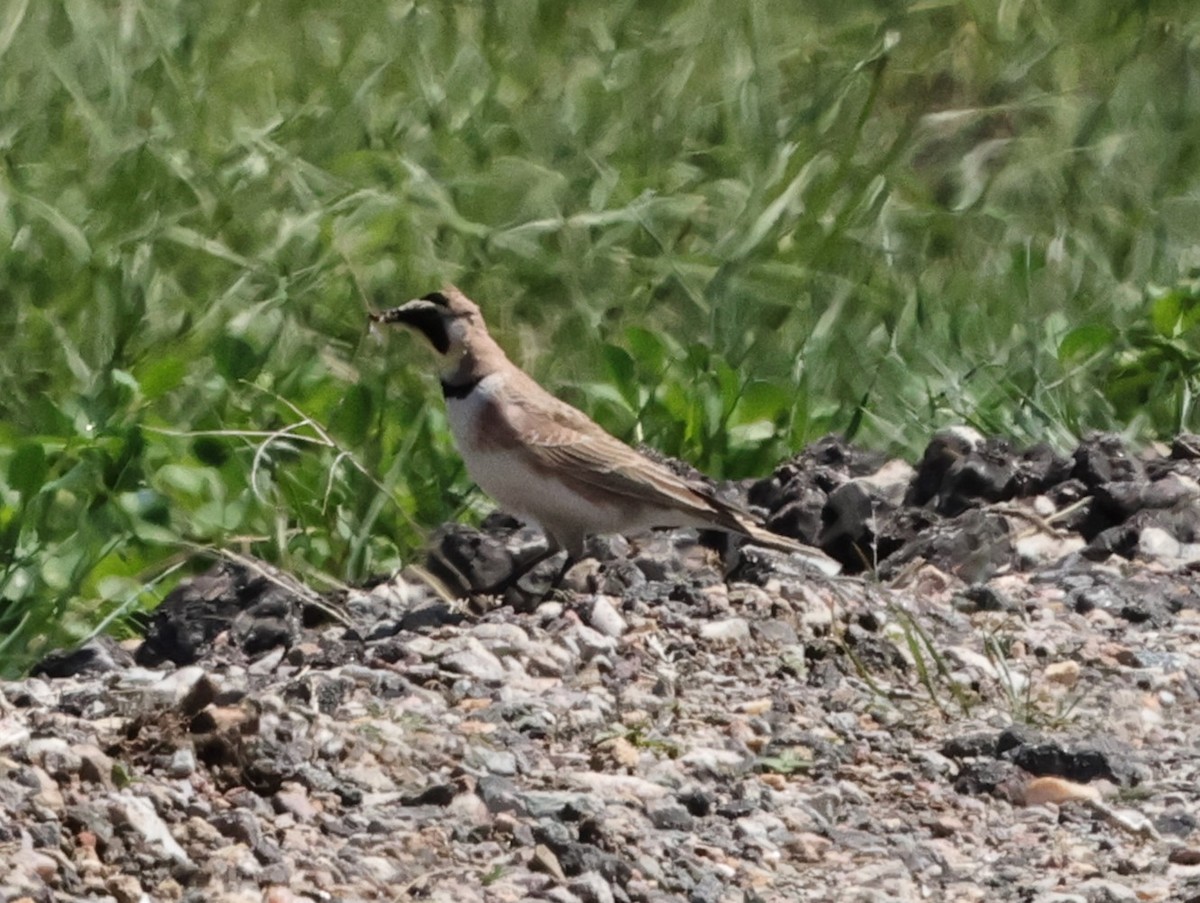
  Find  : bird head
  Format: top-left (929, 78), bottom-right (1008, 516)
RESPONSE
top-left (370, 286), bottom-right (486, 373)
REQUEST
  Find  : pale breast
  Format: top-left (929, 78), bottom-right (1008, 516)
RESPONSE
top-left (444, 374), bottom-right (672, 546)
top-left (445, 374), bottom-right (537, 516)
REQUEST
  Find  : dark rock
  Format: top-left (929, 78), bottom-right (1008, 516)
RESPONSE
top-left (996, 727), bottom-right (1145, 786)
top-left (957, 584), bottom-right (1012, 612)
top-left (631, 533), bottom-right (693, 582)
top-left (1006, 741), bottom-right (1115, 782)
top-left (750, 434), bottom-right (885, 530)
top-left (137, 560), bottom-right (306, 667)
top-left (534, 819), bottom-right (574, 848)
top-left (597, 560), bottom-right (647, 595)
top-left (258, 861), bottom-right (291, 883)
top-left (935, 440), bottom-right (1019, 515)
top-left (677, 789), bottom-right (712, 818)
top-left (400, 782), bottom-right (457, 807)
top-left (801, 434), bottom-right (890, 478)
top-left (689, 874), bottom-right (726, 903)
top-left (1068, 576), bottom-right (1185, 626)
top-left (953, 759), bottom-right (1018, 795)
top-left (994, 724), bottom-right (1039, 753)
top-left (178, 673), bottom-right (217, 718)
top-left (505, 553), bottom-right (570, 611)
top-left (1100, 474), bottom-right (1198, 518)
top-left (1073, 434), bottom-right (1144, 487)
top-left (583, 533), bottom-right (633, 563)
top-left (242, 755), bottom-right (288, 796)
top-left (750, 619), bottom-right (799, 646)
top-left (1156, 807), bottom-right (1199, 837)
top-left (31, 637), bottom-right (134, 678)
top-left (818, 480), bottom-right (886, 568)
top-left (314, 677), bottom-right (349, 715)
top-left (942, 732), bottom-right (998, 759)
top-left (1013, 443), bottom-right (1074, 495)
top-left (1083, 523), bottom-right (1141, 560)
top-left (401, 601), bottom-right (465, 632)
top-left (65, 803), bottom-right (116, 849)
top-left (764, 488), bottom-right (827, 547)
top-left (426, 523), bottom-right (520, 595)
top-left (331, 781), bottom-right (363, 807)
top-left (821, 478), bottom-right (877, 536)
top-left (570, 872), bottom-right (617, 903)
top-left (210, 809), bottom-right (262, 847)
top-left (716, 798), bottom-right (758, 819)
top-left (1041, 482), bottom-right (1099, 533)
top-left (26, 818), bottom-right (60, 848)
top-left (543, 840), bottom-right (632, 885)
top-left (55, 686), bottom-right (106, 718)
top-left (880, 509), bottom-right (1014, 583)
top-left (645, 799), bottom-right (694, 832)
top-left (906, 427), bottom-right (985, 508)
top-left (282, 676), bottom-right (350, 716)
top-left (236, 617), bottom-right (296, 656)
top-left (1093, 481), bottom-right (1146, 520)
top-left (845, 628), bottom-right (908, 674)
top-left (868, 507), bottom-right (939, 568)
top-left (1172, 434), bottom-right (1200, 459)
top-left (1157, 502), bottom-right (1200, 543)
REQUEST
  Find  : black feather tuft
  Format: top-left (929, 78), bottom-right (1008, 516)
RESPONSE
top-left (404, 306), bottom-right (451, 353)
top-left (375, 302), bottom-right (451, 353)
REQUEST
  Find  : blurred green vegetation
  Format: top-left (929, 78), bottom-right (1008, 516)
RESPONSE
top-left (2, 0), bottom-right (1199, 672)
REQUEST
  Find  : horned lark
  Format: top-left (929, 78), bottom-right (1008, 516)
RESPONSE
top-left (371, 287), bottom-right (841, 582)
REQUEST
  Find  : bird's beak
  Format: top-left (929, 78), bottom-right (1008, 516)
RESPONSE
top-left (369, 298), bottom-right (452, 354)
top-left (369, 298), bottom-right (439, 327)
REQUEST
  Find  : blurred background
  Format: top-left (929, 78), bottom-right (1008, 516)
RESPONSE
top-left (2, 0), bottom-right (1199, 671)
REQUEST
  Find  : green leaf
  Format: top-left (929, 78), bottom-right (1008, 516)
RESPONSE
top-left (156, 463), bottom-right (217, 498)
top-left (17, 192), bottom-right (91, 263)
top-left (330, 384), bottom-right (373, 444)
top-left (714, 359), bottom-right (741, 418)
top-left (1058, 324), bottom-right (1115, 362)
top-left (601, 344), bottom-right (639, 410)
top-left (161, 224), bottom-right (254, 269)
top-left (9, 442), bottom-right (47, 498)
top-left (192, 437), bottom-right (229, 467)
top-left (0, 0), bottom-right (30, 61)
top-left (136, 356), bottom-right (188, 399)
top-left (729, 420), bottom-right (778, 444)
top-left (625, 327), bottom-right (669, 374)
top-left (214, 334), bottom-right (259, 381)
top-left (844, 388), bottom-right (871, 443)
top-left (732, 380), bottom-right (791, 425)
top-left (1151, 292), bottom-right (1183, 337)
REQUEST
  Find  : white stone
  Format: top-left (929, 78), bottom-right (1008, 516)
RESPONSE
top-left (588, 596), bottom-right (628, 637)
top-left (700, 618), bottom-right (750, 644)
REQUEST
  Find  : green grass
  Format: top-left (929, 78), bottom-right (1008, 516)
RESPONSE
top-left (2, 0), bottom-right (1200, 673)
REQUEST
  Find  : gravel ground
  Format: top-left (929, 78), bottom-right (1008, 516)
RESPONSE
top-left (4, 429), bottom-right (1200, 903)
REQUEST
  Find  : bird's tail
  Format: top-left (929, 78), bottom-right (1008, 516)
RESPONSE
top-left (735, 518), bottom-right (843, 576)
top-left (696, 488), bottom-right (841, 576)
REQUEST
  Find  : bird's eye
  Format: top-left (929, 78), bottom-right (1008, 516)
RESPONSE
top-left (421, 291), bottom-right (451, 307)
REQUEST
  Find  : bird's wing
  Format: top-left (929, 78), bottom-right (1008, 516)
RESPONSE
top-left (492, 372), bottom-right (842, 575)
top-left (501, 375), bottom-right (750, 527)
top-left (544, 431), bottom-right (732, 519)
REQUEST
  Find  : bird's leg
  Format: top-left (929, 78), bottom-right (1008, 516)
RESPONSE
top-left (539, 531), bottom-right (587, 601)
top-left (543, 552), bottom-right (577, 599)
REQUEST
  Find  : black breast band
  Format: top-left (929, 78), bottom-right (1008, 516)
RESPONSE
top-left (441, 377), bottom-right (482, 399)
